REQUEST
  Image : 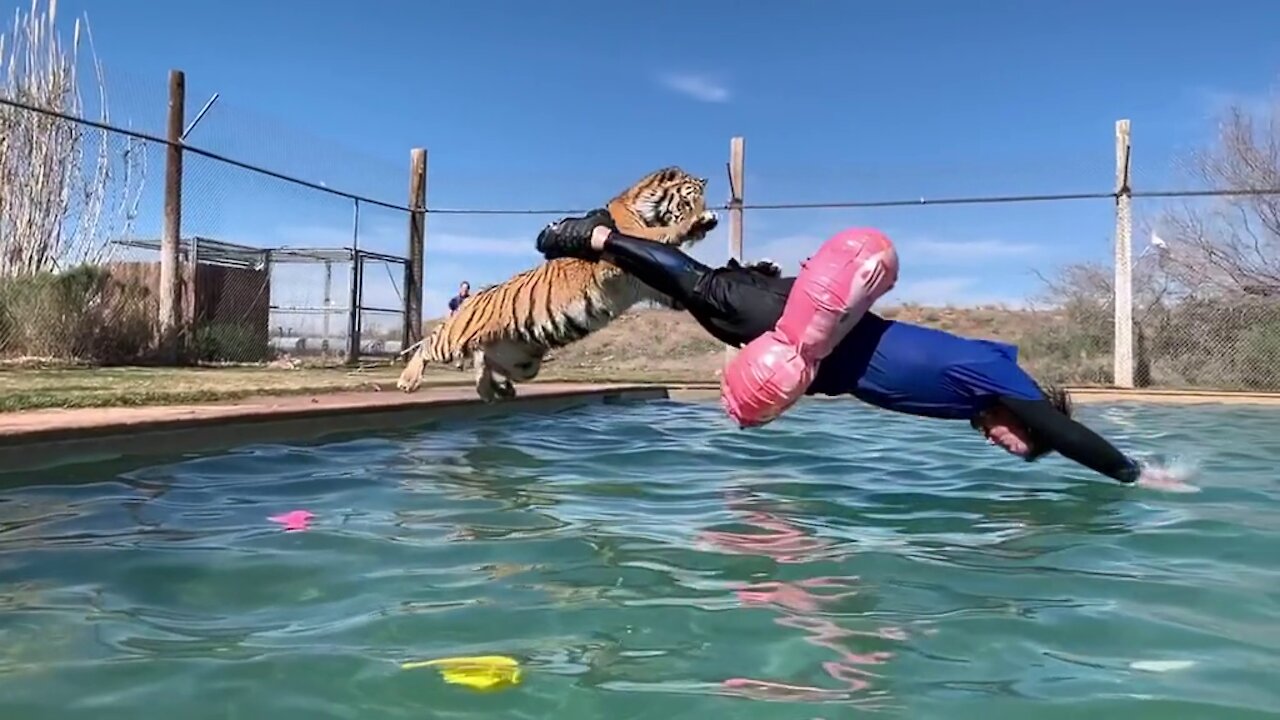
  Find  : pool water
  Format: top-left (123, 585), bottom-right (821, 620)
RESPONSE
top-left (2, 398), bottom-right (1279, 719)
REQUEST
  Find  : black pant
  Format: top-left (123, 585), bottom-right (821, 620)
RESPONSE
top-left (602, 233), bottom-right (710, 304)
top-left (602, 233), bottom-right (793, 347)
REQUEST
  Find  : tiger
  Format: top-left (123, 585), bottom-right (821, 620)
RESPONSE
top-left (396, 165), bottom-right (718, 402)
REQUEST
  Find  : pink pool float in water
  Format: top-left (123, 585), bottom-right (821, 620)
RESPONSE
top-left (269, 509), bottom-right (315, 532)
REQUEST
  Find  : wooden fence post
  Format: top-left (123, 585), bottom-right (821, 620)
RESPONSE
top-left (727, 136), bottom-right (745, 264)
top-left (403, 148), bottom-right (427, 354)
top-left (724, 136), bottom-right (745, 363)
top-left (1113, 119), bottom-right (1134, 389)
top-left (160, 69), bottom-right (185, 361)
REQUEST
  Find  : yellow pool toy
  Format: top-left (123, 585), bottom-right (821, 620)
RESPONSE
top-left (401, 655), bottom-right (522, 692)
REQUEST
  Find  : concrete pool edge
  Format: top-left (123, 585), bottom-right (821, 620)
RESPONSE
top-left (0, 383), bottom-right (670, 472)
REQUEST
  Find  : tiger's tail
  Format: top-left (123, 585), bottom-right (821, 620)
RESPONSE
top-left (396, 337), bottom-right (431, 392)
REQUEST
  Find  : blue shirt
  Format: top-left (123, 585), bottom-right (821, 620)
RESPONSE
top-left (806, 313), bottom-right (1046, 419)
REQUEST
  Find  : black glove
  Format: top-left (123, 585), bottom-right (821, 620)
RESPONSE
top-left (535, 208), bottom-right (615, 261)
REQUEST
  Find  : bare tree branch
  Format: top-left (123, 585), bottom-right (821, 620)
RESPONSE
top-left (0, 0), bottom-right (147, 279)
top-left (1148, 95), bottom-right (1280, 296)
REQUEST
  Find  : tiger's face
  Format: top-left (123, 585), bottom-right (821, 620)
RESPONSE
top-left (632, 167), bottom-right (711, 230)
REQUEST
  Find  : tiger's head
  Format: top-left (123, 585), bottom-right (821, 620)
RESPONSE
top-left (608, 166), bottom-right (717, 246)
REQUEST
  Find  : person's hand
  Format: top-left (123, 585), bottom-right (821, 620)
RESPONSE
top-left (1134, 464), bottom-right (1199, 493)
top-left (589, 225), bottom-right (612, 251)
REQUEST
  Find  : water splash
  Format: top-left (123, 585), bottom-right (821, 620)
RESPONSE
top-left (1135, 456), bottom-right (1201, 494)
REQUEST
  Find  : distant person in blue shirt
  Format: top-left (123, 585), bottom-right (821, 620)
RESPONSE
top-left (535, 210), bottom-right (1193, 492)
top-left (446, 281), bottom-right (472, 369)
top-left (448, 281), bottom-right (471, 315)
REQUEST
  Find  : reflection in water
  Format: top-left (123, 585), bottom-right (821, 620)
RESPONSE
top-left (698, 488), bottom-right (904, 709)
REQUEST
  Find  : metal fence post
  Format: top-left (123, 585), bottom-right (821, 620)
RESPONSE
top-left (346, 199), bottom-right (362, 366)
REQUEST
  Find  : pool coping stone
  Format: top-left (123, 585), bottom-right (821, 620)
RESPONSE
top-left (0, 382), bottom-right (670, 472)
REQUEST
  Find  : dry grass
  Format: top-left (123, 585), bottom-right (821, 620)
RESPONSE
top-left (0, 364), bottom-right (408, 411)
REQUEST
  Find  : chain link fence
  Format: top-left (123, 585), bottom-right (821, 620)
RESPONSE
top-left (0, 2), bottom-right (418, 368)
top-left (0, 103), bottom-right (417, 368)
top-left (1024, 104), bottom-right (1280, 392)
top-left (0, 2), bottom-right (151, 364)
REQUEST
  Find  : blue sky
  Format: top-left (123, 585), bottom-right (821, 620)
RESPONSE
top-left (14, 0), bottom-right (1280, 327)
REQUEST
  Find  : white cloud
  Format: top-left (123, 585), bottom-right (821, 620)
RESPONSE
top-left (262, 222), bottom-right (540, 260)
top-left (739, 232), bottom-right (1041, 276)
top-left (890, 276), bottom-right (1029, 309)
top-left (908, 238), bottom-right (1037, 259)
top-left (657, 72), bottom-right (731, 103)
top-left (430, 233), bottom-right (538, 258)
top-left (892, 276), bottom-right (973, 305)
top-left (1192, 83), bottom-right (1277, 121)
top-left (740, 233), bottom-right (824, 274)
top-left (423, 288), bottom-right (450, 319)
top-left (706, 233), bottom-right (1034, 308)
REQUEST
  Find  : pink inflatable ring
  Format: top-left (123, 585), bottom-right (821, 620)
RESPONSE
top-left (720, 228), bottom-right (900, 428)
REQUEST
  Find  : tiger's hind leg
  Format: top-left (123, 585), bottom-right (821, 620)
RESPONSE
top-left (477, 371), bottom-right (515, 402)
top-left (475, 340), bottom-right (548, 402)
top-left (494, 375), bottom-right (517, 400)
top-left (474, 348), bottom-right (517, 403)
top-left (473, 348), bottom-right (507, 403)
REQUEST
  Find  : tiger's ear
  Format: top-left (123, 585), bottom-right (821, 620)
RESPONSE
top-left (657, 166), bottom-right (682, 182)
top-left (697, 176), bottom-right (708, 189)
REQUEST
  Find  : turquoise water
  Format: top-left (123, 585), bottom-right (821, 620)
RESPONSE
top-left (2, 398), bottom-right (1279, 719)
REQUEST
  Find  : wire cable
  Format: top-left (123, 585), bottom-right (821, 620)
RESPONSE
top-left (8, 95), bottom-right (1278, 217)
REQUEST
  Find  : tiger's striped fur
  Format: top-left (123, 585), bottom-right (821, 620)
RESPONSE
top-left (397, 166), bottom-right (717, 402)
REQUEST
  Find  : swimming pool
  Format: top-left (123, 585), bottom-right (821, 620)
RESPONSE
top-left (1, 397), bottom-right (1277, 718)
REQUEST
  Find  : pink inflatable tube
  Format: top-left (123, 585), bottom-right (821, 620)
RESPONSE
top-left (720, 228), bottom-right (900, 428)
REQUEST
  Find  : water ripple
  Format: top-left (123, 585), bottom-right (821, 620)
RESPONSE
top-left (0, 398), bottom-right (1277, 718)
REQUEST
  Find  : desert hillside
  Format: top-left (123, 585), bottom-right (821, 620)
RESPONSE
top-left (426, 304), bottom-right (1068, 383)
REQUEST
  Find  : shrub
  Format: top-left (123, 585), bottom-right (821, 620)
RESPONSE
top-left (1239, 317), bottom-right (1280, 389)
top-left (0, 263), bottom-right (156, 362)
top-left (189, 322), bottom-right (270, 363)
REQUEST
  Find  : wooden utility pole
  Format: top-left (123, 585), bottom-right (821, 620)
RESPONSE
top-left (403, 148), bottom-right (428, 353)
top-left (727, 136), bottom-right (745, 264)
top-left (1113, 119), bottom-right (1134, 389)
top-left (724, 136), bottom-right (746, 364)
top-left (159, 69), bottom-right (186, 362)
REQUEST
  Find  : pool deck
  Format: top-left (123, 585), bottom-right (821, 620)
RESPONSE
top-left (0, 382), bottom-right (670, 472)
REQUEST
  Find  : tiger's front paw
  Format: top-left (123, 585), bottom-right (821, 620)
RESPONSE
top-left (745, 258), bottom-right (781, 277)
top-left (685, 210), bottom-right (718, 241)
